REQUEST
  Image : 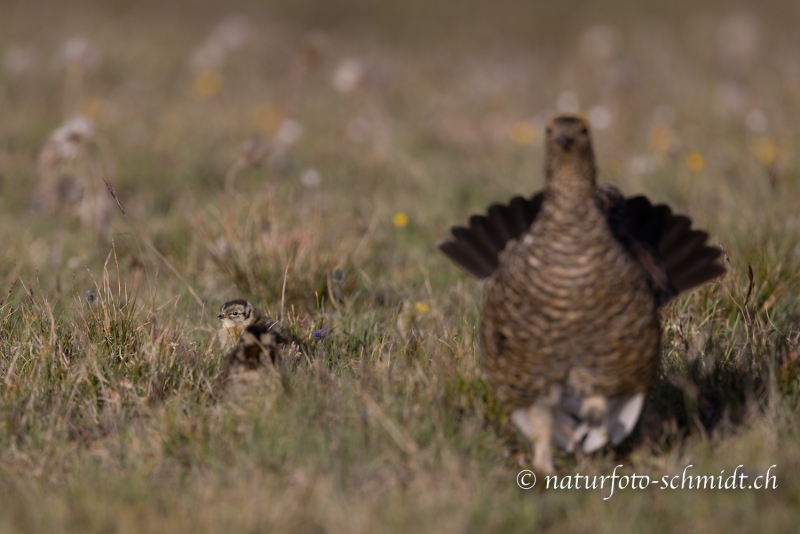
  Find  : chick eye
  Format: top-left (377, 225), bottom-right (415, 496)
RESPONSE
top-left (231, 312), bottom-right (239, 316)
top-left (580, 127), bottom-right (588, 134)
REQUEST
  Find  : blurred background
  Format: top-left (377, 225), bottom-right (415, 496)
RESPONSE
top-left (1, 0), bottom-right (799, 311)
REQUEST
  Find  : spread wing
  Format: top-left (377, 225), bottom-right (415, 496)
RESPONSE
top-left (437, 186), bottom-right (725, 305)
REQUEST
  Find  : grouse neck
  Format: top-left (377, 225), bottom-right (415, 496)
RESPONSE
top-left (543, 161), bottom-right (598, 221)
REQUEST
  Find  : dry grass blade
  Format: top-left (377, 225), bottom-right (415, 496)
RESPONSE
top-left (744, 263), bottom-right (755, 308)
top-left (358, 388), bottom-right (420, 457)
top-left (102, 176), bottom-right (126, 216)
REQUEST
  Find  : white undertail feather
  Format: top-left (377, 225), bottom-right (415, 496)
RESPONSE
top-left (512, 392), bottom-right (646, 466)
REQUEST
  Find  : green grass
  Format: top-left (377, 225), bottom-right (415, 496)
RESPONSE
top-left (1, 1), bottom-right (800, 532)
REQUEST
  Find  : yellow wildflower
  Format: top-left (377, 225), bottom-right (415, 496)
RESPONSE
top-left (79, 97), bottom-right (105, 121)
top-left (392, 212), bottom-right (409, 228)
top-left (685, 151), bottom-right (705, 172)
top-left (648, 124), bottom-right (675, 154)
top-left (510, 121), bottom-right (536, 146)
top-left (254, 102), bottom-right (284, 133)
top-left (750, 137), bottom-right (777, 166)
top-left (193, 69), bottom-right (223, 98)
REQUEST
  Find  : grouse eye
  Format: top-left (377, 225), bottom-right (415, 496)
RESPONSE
top-left (580, 127), bottom-right (588, 134)
top-left (546, 127), bottom-right (552, 135)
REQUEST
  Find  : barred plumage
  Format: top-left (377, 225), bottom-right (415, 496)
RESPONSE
top-left (222, 321), bottom-right (281, 381)
top-left (438, 114), bottom-right (726, 473)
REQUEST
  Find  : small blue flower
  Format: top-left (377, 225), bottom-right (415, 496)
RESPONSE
top-left (313, 326), bottom-right (328, 340)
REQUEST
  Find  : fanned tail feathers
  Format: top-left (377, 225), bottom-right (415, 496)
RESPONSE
top-left (624, 195), bottom-right (726, 302)
top-left (438, 190), bottom-right (725, 302)
top-left (437, 193), bottom-right (544, 279)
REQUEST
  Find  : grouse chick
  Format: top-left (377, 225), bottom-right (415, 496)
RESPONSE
top-left (217, 299), bottom-right (301, 366)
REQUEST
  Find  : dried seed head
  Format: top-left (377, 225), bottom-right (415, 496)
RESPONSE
top-left (38, 116), bottom-right (95, 171)
top-left (240, 136), bottom-right (269, 166)
top-left (275, 119), bottom-right (304, 146)
top-left (85, 289), bottom-right (98, 306)
top-left (190, 15), bottom-right (254, 71)
top-left (300, 168), bottom-right (321, 188)
top-left (332, 267), bottom-right (345, 285)
top-left (63, 37), bottom-right (102, 71)
top-left (332, 59), bottom-right (364, 93)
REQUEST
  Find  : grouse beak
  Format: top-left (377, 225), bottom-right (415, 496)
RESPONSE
top-left (556, 134), bottom-right (574, 149)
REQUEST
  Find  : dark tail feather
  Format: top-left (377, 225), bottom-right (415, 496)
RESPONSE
top-left (486, 204), bottom-right (514, 244)
top-left (509, 195), bottom-right (541, 234)
top-left (622, 195), bottom-right (726, 302)
top-left (669, 249), bottom-right (725, 293)
top-left (437, 240), bottom-right (496, 279)
top-left (468, 215), bottom-right (504, 255)
top-left (625, 196), bottom-right (670, 246)
top-left (438, 193), bottom-right (544, 279)
top-left (669, 247), bottom-right (721, 277)
top-left (650, 213), bottom-right (725, 297)
top-left (672, 263), bottom-right (726, 294)
top-left (452, 226), bottom-right (500, 274)
top-left (662, 230), bottom-right (710, 271)
top-left (656, 215), bottom-right (692, 256)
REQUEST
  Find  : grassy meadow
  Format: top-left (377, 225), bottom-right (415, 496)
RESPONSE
top-left (1, 1), bottom-right (800, 532)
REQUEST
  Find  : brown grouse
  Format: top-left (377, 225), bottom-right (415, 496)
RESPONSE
top-left (438, 114), bottom-right (726, 473)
